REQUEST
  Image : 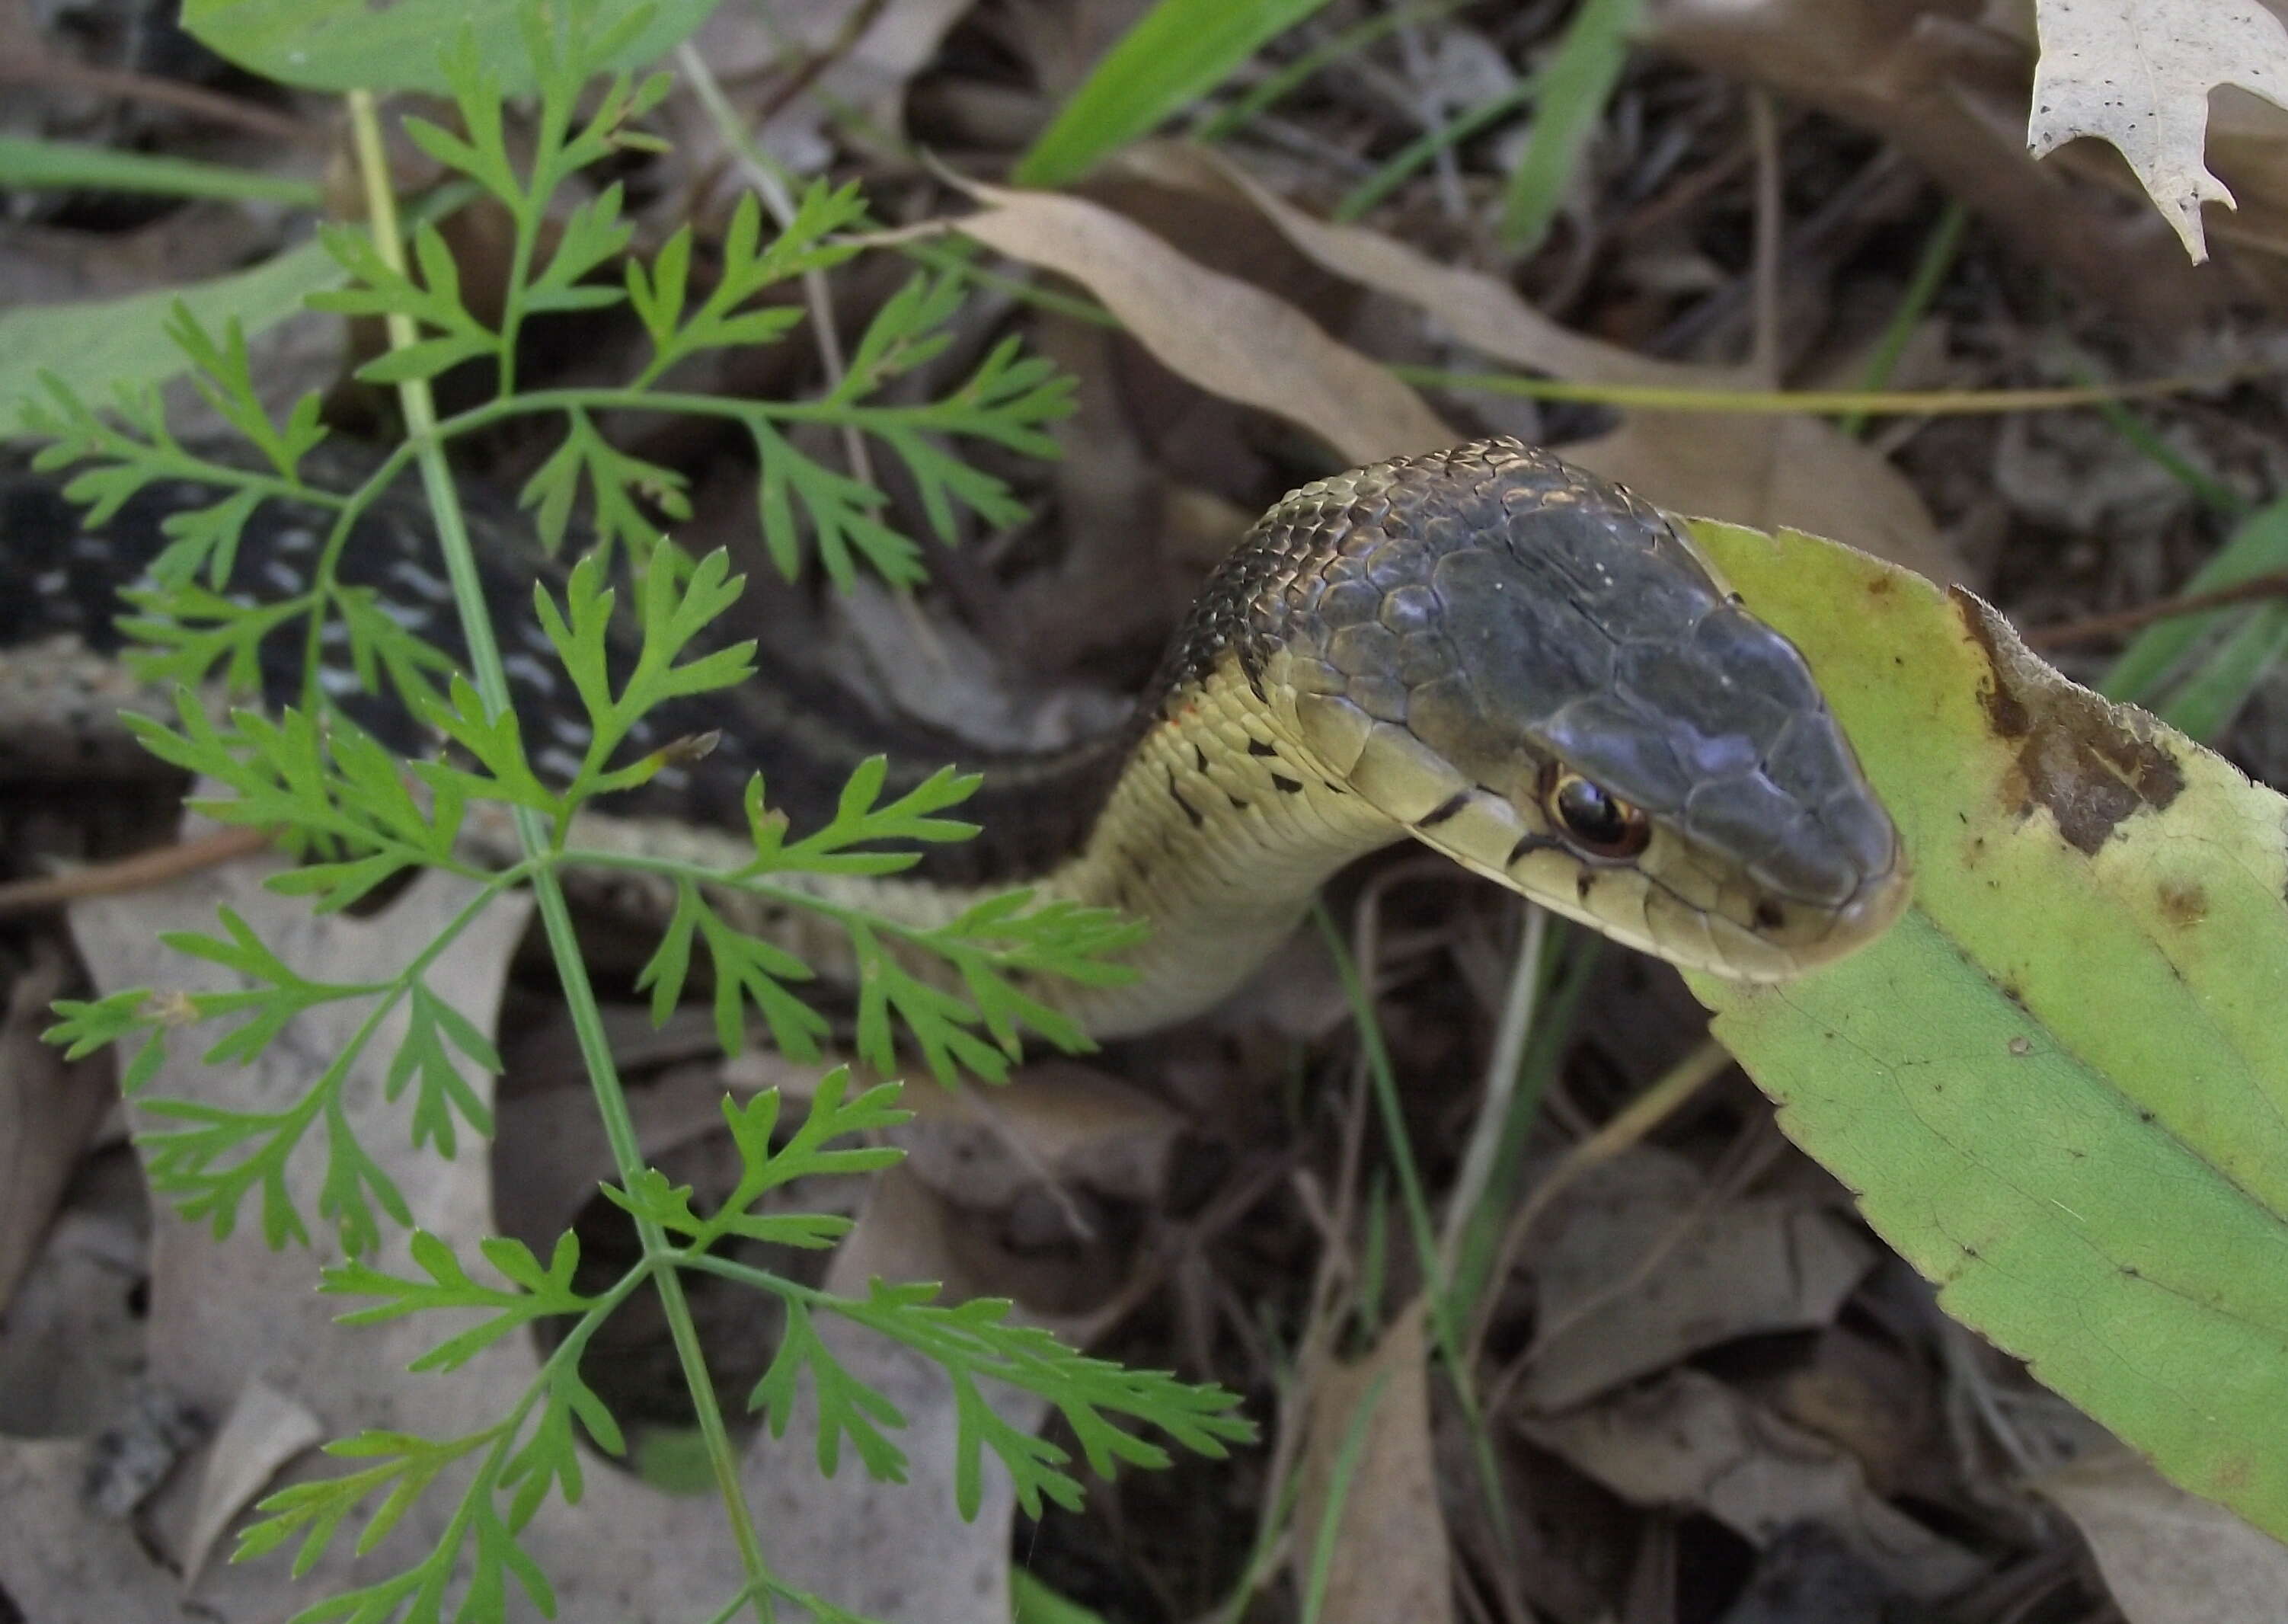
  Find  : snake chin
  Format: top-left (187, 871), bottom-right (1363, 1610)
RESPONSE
top-left (1401, 799), bottom-right (1910, 982)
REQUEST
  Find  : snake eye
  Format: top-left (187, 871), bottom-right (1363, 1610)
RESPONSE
top-left (1544, 770), bottom-right (1650, 859)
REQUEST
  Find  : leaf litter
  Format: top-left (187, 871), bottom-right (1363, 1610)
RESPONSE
top-left (2, 848), bottom-right (1051, 1622)
top-left (14, 0), bottom-right (2288, 1619)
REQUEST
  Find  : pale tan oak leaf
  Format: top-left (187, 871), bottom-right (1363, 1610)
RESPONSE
top-left (2028, 0), bottom-right (2288, 261)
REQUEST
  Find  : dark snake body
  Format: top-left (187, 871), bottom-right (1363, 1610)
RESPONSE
top-left (0, 437), bottom-right (1906, 1034)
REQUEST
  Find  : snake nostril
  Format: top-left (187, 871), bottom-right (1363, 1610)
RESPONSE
top-left (1753, 900), bottom-right (1785, 932)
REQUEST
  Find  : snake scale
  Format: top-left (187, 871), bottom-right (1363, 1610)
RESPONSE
top-left (0, 436), bottom-right (1907, 1035)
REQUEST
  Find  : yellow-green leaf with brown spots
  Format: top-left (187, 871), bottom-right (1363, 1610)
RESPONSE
top-left (1682, 516), bottom-right (2288, 1540)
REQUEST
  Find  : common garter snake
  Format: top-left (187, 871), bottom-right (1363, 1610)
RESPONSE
top-left (0, 436), bottom-right (1907, 1034)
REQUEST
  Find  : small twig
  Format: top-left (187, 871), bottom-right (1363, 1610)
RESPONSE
top-left (674, 41), bottom-right (948, 670)
top-left (2021, 571), bottom-right (2288, 649)
top-left (0, 55), bottom-right (321, 145)
top-left (674, 43), bottom-right (870, 485)
top-left (0, 824), bottom-right (273, 916)
top-left (1747, 88), bottom-right (1782, 386)
top-left (746, 0), bottom-right (893, 127)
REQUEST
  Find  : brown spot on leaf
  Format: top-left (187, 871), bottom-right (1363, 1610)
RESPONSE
top-left (2157, 878), bottom-right (2208, 927)
top-left (1957, 591), bottom-right (2185, 855)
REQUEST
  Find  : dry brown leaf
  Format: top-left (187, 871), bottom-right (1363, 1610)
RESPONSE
top-left (2034, 1445), bottom-right (2288, 1624)
top-left (1523, 1368), bottom-right (1983, 1600)
top-left (1519, 1149), bottom-right (1877, 1411)
top-left (1130, 145), bottom-right (1967, 586)
top-left (1121, 145), bottom-right (1734, 392)
top-left (0, 942), bottom-right (113, 1312)
top-left (2028, 0), bottom-right (2288, 262)
top-left (2188, 87), bottom-right (2288, 261)
top-left (24, 852), bottom-right (1048, 1621)
top-left (1293, 1301), bottom-right (1453, 1624)
top-left (953, 182), bottom-right (1456, 465)
top-left (176, 1378), bottom-right (326, 1587)
top-left (888, 1058), bottom-right (1184, 1210)
top-left (0, 1203), bottom-right (147, 1440)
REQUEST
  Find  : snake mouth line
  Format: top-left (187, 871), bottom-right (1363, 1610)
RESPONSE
top-left (1414, 785), bottom-right (1910, 982)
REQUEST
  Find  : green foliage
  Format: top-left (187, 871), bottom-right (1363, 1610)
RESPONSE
top-left (181, 0), bottom-right (715, 97)
top-left (1686, 513), bottom-right (2288, 1544)
top-left (1497, 0), bottom-right (1638, 251)
top-left (746, 1276), bottom-right (1254, 1520)
top-left (2100, 493), bottom-right (2288, 740)
top-left (0, 226), bottom-right (454, 432)
top-left (22, 4), bottom-right (1246, 1619)
top-left (1013, 0), bottom-right (1339, 187)
top-left (0, 133), bottom-right (323, 207)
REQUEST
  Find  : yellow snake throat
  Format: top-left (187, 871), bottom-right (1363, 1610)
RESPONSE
top-left (0, 436), bottom-right (1907, 1039)
top-left (566, 440), bottom-right (1910, 1037)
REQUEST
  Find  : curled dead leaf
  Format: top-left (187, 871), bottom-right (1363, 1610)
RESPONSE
top-left (951, 180), bottom-right (1456, 464)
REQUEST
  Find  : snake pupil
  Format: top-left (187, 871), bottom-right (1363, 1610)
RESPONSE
top-left (1546, 772), bottom-right (1650, 858)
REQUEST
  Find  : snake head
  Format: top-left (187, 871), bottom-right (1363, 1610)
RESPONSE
top-left (1247, 440), bottom-right (1909, 980)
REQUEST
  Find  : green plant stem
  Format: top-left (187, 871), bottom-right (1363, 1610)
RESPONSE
top-left (1839, 200), bottom-right (1967, 436)
top-left (2089, 392), bottom-right (2248, 515)
top-left (1194, 0), bottom-right (1465, 144)
top-left (1395, 363), bottom-right (2258, 414)
top-left (344, 88), bottom-right (780, 1622)
top-left (1309, 900), bottom-right (1515, 1561)
top-left (1335, 73), bottom-right (1539, 221)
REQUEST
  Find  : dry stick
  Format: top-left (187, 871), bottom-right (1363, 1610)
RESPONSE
top-left (0, 55), bottom-right (321, 145)
top-left (673, 40), bottom-right (949, 670)
top-left (2020, 570), bottom-right (2288, 649)
top-left (0, 824), bottom-right (272, 916)
top-left (1747, 88), bottom-right (1782, 388)
top-left (1462, 1034), bottom-right (1734, 1373)
top-left (745, 0), bottom-right (893, 127)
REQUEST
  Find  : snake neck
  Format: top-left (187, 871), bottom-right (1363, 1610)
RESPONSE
top-left (561, 651), bottom-right (1407, 1038)
top-left (1023, 654), bottom-right (1404, 1034)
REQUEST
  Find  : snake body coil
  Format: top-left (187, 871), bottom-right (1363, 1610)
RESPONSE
top-left (0, 437), bottom-right (1906, 1034)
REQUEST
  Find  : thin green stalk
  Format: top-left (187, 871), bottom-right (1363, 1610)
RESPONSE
top-left (1310, 900), bottom-right (1515, 1562)
top-left (1195, 0), bottom-right (1465, 144)
top-left (1839, 200), bottom-right (1967, 436)
top-left (1395, 363), bottom-right (2256, 414)
top-left (345, 89), bottom-right (780, 1622)
top-left (1335, 75), bottom-right (1539, 221)
top-left (1299, 1371), bottom-right (1391, 1624)
top-left (1436, 904), bottom-right (1547, 1274)
top-left (1443, 931), bottom-right (1600, 1319)
top-left (2088, 394), bottom-right (2248, 516)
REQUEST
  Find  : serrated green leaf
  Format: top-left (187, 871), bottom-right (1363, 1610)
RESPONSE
top-left (1685, 513), bottom-right (2288, 1542)
top-left (749, 1300), bottom-right (911, 1482)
